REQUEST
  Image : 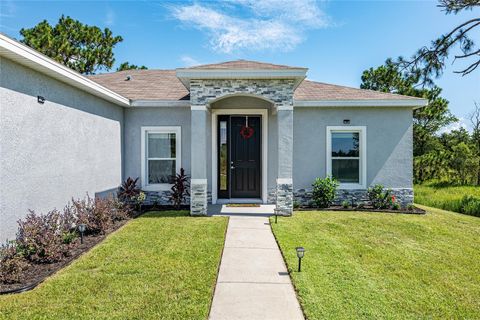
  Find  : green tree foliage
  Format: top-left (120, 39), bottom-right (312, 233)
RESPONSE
top-left (361, 60), bottom-right (457, 156)
top-left (469, 102), bottom-right (480, 184)
top-left (20, 15), bottom-right (123, 74)
top-left (116, 62), bottom-right (148, 71)
top-left (450, 142), bottom-right (478, 184)
top-left (361, 62), bottom-right (480, 185)
top-left (397, 0), bottom-right (480, 85)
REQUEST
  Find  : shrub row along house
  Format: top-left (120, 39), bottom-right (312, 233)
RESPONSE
top-left (0, 34), bottom-right (426, 239)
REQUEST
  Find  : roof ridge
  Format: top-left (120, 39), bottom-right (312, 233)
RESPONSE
top-left (185, 59), bottom-right (306, 70)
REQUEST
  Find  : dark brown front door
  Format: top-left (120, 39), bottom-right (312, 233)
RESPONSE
top-left (218, 115), bottom-right (261, 199)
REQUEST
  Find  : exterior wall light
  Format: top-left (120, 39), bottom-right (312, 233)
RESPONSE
top-left (78, 223), bottom-right (87, 244)
top-left (37, 96), bottom-right (45, 104)
top-left (296, 247), bottom-right (305, 272)
top-left (343, 119), bottom-right (350, 124)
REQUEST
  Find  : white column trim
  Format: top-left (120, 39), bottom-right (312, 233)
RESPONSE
top-left (191, 105), bottom-right (208, 111)
top-left (191, 178), bottom-right (208, 184)
top-left (276, 105), bottom-right (294, 111)
top-left (211, 109), bottom-right (269, 204)
top-left (276, 178), bottom-right (293, 184)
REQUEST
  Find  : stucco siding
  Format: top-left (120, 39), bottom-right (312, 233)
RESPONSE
top-left (0, 57), bottom-right (124, 240)
top-left (293, 107), bottom-right (413, 190)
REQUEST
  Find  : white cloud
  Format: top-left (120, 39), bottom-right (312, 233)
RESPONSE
top-left (235, 0), bottom-right (328, 28)
top-left (171, 1), bottom-right (329, 53)
top-left (439, 117), bottom-right (470, 134)
top-left (180, 55), bottom-right (202, 67)
top-left (0, 0), bottom-right (16, 18)
top-left (104, 8), bottom-right (115, 26)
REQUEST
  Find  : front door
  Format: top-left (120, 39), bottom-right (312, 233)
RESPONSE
top-left (218, 115), bottom-right (261, 199)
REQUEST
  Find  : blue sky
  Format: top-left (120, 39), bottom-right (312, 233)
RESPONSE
top-left (1, 0), bottom-right (479, 130)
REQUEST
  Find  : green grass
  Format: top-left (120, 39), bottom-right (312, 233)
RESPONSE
top-left (415, 184), bottom-right (480, 215)
top-left (271, 207), bottom-right (480, 319)
top-left (0, 211), bottom-right (228, 320)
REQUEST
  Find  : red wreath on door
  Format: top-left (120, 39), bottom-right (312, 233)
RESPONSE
top-left (240, 125), bottom-right (254, 139)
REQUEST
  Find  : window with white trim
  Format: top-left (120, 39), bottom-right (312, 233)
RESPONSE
top-left (141, 127), bottom-right (181, 190)
top-left (326, 126), bottom-right (366, 188)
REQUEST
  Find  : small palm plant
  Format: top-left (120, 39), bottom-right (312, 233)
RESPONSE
top-left (170, 168), bottom-right (190, 209)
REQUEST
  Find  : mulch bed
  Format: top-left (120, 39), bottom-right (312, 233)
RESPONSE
top-left (295, 205), bottom-right (426, 214)
top-left (0, 219), bottom-right (130, 295)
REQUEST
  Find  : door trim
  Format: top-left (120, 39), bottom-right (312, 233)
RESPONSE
top-left (211, 109), bottom-right (268, 204)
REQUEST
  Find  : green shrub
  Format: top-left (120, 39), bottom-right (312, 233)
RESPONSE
top-left (460, 195), bottom-right (480, 217)
top-left (367, 184), bottom-right (393, 209)
top-left (312, 177), bottom-right (339, 208)
top-left (392, 202), bottom-right (401, 210)
top-left (341, 200), bottom-right (350, 209)
top-left (414, 184), bottom-right (480, 217)
top-left (293, 200), bottom-right (300, 209)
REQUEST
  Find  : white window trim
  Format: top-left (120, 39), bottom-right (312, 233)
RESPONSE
top-left (141, 126), bottom-right (181, 191)
top-left (326, 126), bottom-right (367, 189)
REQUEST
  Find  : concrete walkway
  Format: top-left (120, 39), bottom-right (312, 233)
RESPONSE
top-left (209, 207), bottom-right (304, 320)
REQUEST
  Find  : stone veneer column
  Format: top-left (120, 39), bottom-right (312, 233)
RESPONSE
top-left (276, 105), bottom-right (294, 215)
top-left (190, 105), bottom-right (208, 216)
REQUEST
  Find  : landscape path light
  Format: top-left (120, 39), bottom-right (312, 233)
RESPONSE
top-left (296, 247), bottom-right (305, 272)
top-left (78, 223), bottom-right (87, 244)
top-left (273, 208), bottom-right (282, 224)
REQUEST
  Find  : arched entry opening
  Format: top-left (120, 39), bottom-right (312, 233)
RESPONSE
top-left (210, 94), bottom-right (274, 204)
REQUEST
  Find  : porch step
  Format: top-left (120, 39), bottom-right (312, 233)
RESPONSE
top-left (216, 198), bottom-right (264, 204)
top-left (208, 204), bottom-right (275, 216)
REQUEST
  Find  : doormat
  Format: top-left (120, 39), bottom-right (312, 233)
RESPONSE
top-left (226, 204), bottom-right (261, 207)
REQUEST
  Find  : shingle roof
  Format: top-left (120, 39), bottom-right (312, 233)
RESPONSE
top-left (88, 70), bottom-right (189, 101)
top-left (294, 80), bottom-right (421, 101)
top-left (183, 59), bottom-right (305, 70)
top-left (87, 64), bottom-right (422, 102)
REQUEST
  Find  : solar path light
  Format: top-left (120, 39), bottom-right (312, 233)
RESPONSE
top-left (296, 247), bottom-right (305, 272)
top-left (78, 223), bottom-right (87, 244)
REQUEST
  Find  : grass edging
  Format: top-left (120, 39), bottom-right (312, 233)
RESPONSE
top-left (268, 216), bottom-right (308, 320)
top-left (207, 216), bottom-right (230, 319)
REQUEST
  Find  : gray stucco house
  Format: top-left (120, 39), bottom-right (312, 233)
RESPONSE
top-left (0, 34), bottom-right (426, 239)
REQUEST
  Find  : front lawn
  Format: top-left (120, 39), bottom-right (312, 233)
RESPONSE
top-left (271, 206), bottom-right (480, 319)
top-left (0, 211), bottom-right (228, 319)
top-left (415, 184), bottom-right (480, 215)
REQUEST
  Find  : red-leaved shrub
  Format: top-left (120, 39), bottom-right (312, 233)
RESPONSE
top-left (16, 210), bottom-right (74, 263)
top-left (1, 194), bottom-right (133, 284)
top-left (69, 195), bottom-right (131, 235)
top-left (117, 177), bottom-right (140, 203)
top-left (0, 242), bottom-right (29, 284)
